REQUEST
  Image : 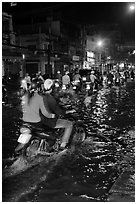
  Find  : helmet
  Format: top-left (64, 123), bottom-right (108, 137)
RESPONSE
top-left (44, 79), bottom-right (54, 91)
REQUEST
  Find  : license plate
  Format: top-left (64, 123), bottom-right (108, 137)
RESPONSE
top-left (18, 133), bottom-right (32, 144)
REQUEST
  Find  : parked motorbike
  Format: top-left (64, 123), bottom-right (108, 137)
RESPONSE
top-left (2, 84), bottom-right (8, 104)
top-left (2, 77), bottom-right (8, 104)
top-left (15, 110), bottom-right (86, 158)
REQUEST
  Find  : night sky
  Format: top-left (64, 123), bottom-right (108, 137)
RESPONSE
top-left (2, 1), bottom-right (135, 40)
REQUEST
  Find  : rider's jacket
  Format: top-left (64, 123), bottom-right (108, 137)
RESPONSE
top-left (22, 92), bottom-right (53, 123)
top-left (62, 74), bottom-right (70, 85)
top-left (41, 93), bottom-right (65, 128)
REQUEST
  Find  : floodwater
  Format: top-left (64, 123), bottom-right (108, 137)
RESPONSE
top-left (2, 81), bottom-right (135, 202)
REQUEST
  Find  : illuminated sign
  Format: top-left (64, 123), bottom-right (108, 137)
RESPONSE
top-left (87, 51), bottom-right (94, 58)
top-left (72, 56), bottom-right (80, 61)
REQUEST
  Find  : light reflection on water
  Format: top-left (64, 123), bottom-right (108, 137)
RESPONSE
top-left (3, 84), bottom-right (135, 202)
top-left (31, 85), bottom-right (134, 202)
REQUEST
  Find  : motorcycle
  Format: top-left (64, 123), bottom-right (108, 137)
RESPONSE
top-left (15, 109), bottom-right (86, 158)
top-left (72, 80), bottom-right (82, 93)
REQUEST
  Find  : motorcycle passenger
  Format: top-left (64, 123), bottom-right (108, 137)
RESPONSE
top-left (41, 79), bottom-right (73, 149)
top-left (21, 82), bottom-right (55, 129)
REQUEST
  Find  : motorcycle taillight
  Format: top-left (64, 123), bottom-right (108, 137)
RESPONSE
top-left (20, 127), bottom-right (31, 134)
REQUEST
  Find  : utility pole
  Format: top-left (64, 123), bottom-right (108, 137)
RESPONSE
top-left (47, 17), bottom-right (52, 77)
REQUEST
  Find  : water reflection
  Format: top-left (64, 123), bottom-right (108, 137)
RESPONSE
top-left (3, 83), bottom-right (135, 202)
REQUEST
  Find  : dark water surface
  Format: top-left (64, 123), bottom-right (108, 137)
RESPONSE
top-left (2, 82), bottom-right (135, 202)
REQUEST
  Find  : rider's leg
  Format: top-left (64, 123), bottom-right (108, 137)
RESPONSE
top-left (54, 119), bottom-right (73, 148)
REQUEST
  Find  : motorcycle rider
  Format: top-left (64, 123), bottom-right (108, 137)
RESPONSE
top-left (41, 79), bottom-right (73, 149)
top-left (21, 82), bottom-right (55, 126)
top-left (16, 82), bottom-right (55, 151)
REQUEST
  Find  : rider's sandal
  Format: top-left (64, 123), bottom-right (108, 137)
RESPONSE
top-left (59, 142), bottom-right (68, 150)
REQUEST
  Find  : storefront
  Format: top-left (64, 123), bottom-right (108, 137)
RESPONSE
top-left (2, 48), bottom-right (23, 77)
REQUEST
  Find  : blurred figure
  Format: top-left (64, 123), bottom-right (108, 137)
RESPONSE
top-left (102, 72), bottom-right (108, 87)
top-left (56, 71), bottom-right (62, 82)
top-left (130, 70), bottom-right (135, 80)
top-left (107, 71), bottom-right (114, 87)
top-left (24, 73), bottom-right (31, 88)
top-left (73, 71), bottom-right (82, 93)
top-left (32, 72), bottom-right (44, 91)
top-left (90, 71), bottom-right (96, 91)
top-left (83, 91), bottom-right (94, 108)
top-left (62, 71), bottom-right (70, 87)
top-left (115, 71), bottom-right (121, 86)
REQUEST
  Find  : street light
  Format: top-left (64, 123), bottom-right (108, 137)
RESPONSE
top-left (96, 40), bottom-right (104, 73)
top-left (129, 4), bottom-right (135, 11)
top-left (97, 40), bottom-right (103, 47)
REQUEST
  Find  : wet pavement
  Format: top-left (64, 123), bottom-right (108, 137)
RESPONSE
top-left (2, 81), bottom-right (135, 202)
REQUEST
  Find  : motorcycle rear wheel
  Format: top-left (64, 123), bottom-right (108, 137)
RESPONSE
top-left (24, 139), bottom-right (50, 158)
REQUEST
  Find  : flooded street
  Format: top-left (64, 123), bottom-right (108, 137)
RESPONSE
top-left (2, 81), bottom-right (135, 202)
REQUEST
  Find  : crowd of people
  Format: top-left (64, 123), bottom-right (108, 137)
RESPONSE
top-left (20, 73), bottom-right (75, 150)
top-left (3, 67), bottom-right (134, 151)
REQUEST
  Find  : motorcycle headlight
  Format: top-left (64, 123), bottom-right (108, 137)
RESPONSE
top-left (55, 82), bottom-right (59, 87)
top-left (82, 77), bottom-right (86, 81)
top-left (86, 84), bottom-right (90, 90)
top-left (73, 86), bottom-right (76, 90)
top-left (21, 79), bottom-right (26, 84)
top-left (75, 80), bottom-right (80, 84)
top-left (62, 85), bottom-right (66, 90)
